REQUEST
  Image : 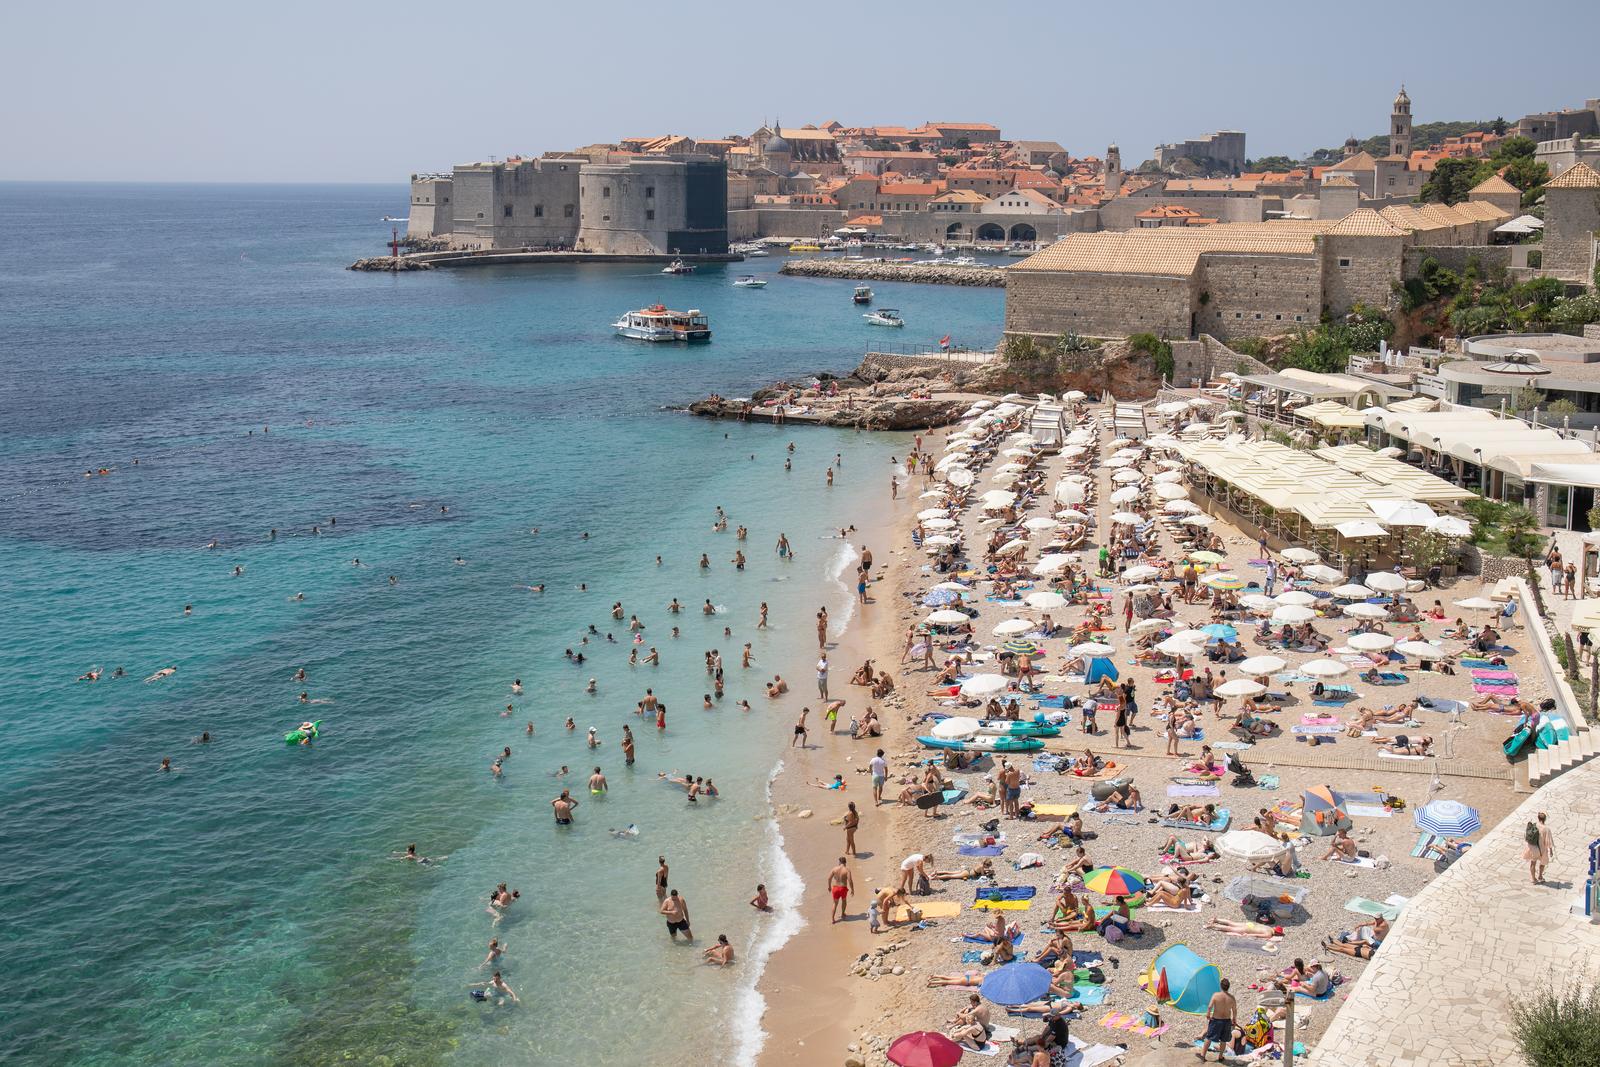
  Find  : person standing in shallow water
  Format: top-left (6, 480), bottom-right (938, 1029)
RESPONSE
top-left (660, 889), bottom-right (693, 941)
top-left (655, 857), bottom-right (669, 901)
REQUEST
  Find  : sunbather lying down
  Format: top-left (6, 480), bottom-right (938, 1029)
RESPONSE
top-left (927, 970), bottom-right (985, 987)
top-left (1206, 917), bottom-right (1284, 940)
top-left (1469, 694), bottom-right (1528, 713)
top-left (1163, 802), bottom-right (1217, 825)
top-left (1086, 786), bottom-right (1141, 812)
top-left (1374, 733), bottom-right (1432, 755)
top-left (935, 859), bottom-right (995, 881)
top-left (1161, 835), bottom-right (1218, 861)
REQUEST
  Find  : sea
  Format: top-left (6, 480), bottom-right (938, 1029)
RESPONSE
top-left (0, 183), bottom-right (1004, 1067)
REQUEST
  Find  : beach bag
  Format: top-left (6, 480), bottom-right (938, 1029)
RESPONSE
top-left (1525, 821), bottom-right (1542, 847)
top-left (914, 871), bottom-right (932, 896)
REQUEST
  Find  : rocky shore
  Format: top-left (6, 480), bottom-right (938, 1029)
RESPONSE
top-left (687, 391), bottom-right (970, 430)
top-left (780, 260), bottom-right (1006, 287)
top-left (347, 256), bottom-right (434, 272)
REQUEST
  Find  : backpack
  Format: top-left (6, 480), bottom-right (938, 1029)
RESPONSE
top-left (1525, 821), bottom-right (1541, 846)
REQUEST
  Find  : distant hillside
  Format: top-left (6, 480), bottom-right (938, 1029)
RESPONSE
top-left (1308, 119), bottom-right (1502, 162)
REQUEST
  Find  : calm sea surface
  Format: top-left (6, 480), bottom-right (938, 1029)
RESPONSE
top-left (0, 183), bottom-right (1004, 1066)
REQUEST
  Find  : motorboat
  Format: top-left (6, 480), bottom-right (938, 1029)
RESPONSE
top-left (951, 256), bottom-right (978, 266)
top-left (733, 276), bottom-right (767, 288)
top-left (853, 285), bottom-right (873, 304)
top-left (863, 308), bottom-right (904, 327)
top-left (661, 260), bottom-right (695, 275)
top-left (745, 247), bottom-right (769, 257)
top-left (613, 305), bottom-right (711, 341)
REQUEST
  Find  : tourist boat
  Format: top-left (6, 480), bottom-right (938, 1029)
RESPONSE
top-left (732, 276), bottom-right (767, 288)
top-left (612, 305), bottom-right (711, 342)
top-left (915, 734), bottom-right (1045, 754)
top-left (661, 260), bottom-right (695, 275)
top-left (863, 308), bottom-right (903, 327)
top-left (853, 285), bottom-right (873, 304)
top-left (788, 242), bottom-right (822, 252)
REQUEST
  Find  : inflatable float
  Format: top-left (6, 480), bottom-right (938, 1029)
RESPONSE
top-left (285, 720), bottom-right (320, 745)
top-left (916, 735), bottom-right (1045, 754)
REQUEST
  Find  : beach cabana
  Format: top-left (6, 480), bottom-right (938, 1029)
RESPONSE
top-left (1139, 944), bottom-right (1222, 1015)
top-left (1300, 785), bottom-right (1352, 837)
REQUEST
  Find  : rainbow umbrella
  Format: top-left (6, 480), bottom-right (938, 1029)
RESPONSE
top-left (1002, 639), bottom-right (1042, 656)
top-left (887, 1031), bottom-right (964, 1067)
top-left (1082, 866), bottom-right (1147, 896)
top-left (1201, 573), bottom-right (1246, 592)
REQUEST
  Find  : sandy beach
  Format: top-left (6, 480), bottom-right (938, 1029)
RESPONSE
top-left (755, 400), bottom-right (1534, 1067)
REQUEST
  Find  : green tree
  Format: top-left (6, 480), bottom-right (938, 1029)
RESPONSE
top-left (1127, 332), bottom-right (1174, 381)
top-left (952, 137), bottom-right (971, 151)
top-left (1501, 505), bottom-right (1546, 579)
top-left (1496, 135), bottom-right (1537, 160)
top-left (1492, 117), bottom-right (1508, 136)
top-left (1421, 157), bottom-right (1490, 204)
top-left (1247, 155), bottom-right (1300, 171)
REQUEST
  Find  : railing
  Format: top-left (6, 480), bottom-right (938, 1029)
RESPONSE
top-left (864, 343), bottom-right (996, 363)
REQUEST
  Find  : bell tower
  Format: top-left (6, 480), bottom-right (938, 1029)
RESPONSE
top-left (1105, 144), bottom-right (1122, 198)
top-left (1390, 86), bottom-right (1412, 159)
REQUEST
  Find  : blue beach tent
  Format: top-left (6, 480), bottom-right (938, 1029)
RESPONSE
top-left (1139, 943), bottom-right (1222, 1015)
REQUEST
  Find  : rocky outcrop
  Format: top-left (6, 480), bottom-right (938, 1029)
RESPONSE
top-left (689, 394), bottom-right (968, 430)
top-left (780, 260), bottom-right (1005, 287)
top-left (347, 256), bottom-right (434, 272)
top-left (965, 338), bottom-right (1164, 399)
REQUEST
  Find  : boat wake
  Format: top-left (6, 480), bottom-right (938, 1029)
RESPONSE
top-left (730, 758), bottom-right (808, 1066)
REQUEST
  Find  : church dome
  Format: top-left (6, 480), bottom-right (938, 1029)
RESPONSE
top-left (765, 128), bottom-right (791, 154)
top-left (1393, 86), bottom-right (1410, 109)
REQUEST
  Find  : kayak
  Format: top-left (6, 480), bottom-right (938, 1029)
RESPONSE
top-left (285, 720), bottom-right (320, 745)
top-left (917, 734), bottom-right (1045, 754)
top-left (975, 719), bottom-right (1061, 738)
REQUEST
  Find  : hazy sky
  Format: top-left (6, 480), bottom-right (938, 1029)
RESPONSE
top-left (3, 0), bottom-right (1597, 183)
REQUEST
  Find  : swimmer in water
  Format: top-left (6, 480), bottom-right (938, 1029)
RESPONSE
top-left (289, 593), bottom-right (305, 602)
top-left (482, 938), bottom-right (504, 966)
top-left (502, 704), bottom-right (513, 718)
top-left (736, 699), bottom-right (752, 712)
top-left (294, 668), bottom-right (307, 682)
top-left (586, 678), bottom-right (597, 694)
top-left (144, 667), bottom-right (177, 682)
top-left (565, 717), bottom-right (576, 731)
top-left (389, 575), bottom-right (398, 585)
top-left (750, 884), bottom-right (770, 910)
top-left (78, 668), bottom-right (102, 682)
top-left (193, 731), bottom-right (211, 743)
top-left (703, 599), bottom-right (715, 615)
top-left (699, 554), bottom-right (710, 569)
top-left (589, 765), bottom-right (607, 792)
top-left (655, 555), bottom-right (662, 566)
top-left (644, 647), bottom-right (659, 666)
top-left (232, 565), bottom-right (244, 577)
top-left (512, 679), bottom-right (523, 695)
top-left (111, 666), bottom-right (124, 678)
top-left (454, 557), bottom-right (466, 566)
top-left (471, 971), bottom-right (519, 1004)
top-left (491, 758), bottom-right (503, 778)
top-left (553, 765), bottom-right (570, 777)
top-left (184, 604), bottom-right (193, 616)
top-left (159, 757), bottom-right (174, 772)
top-left (587, 727), bottom-right (601, 748)
top-left (525, 722), bottom-right (535, 736)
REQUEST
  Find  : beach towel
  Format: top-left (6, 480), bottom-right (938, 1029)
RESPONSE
top-left (1290, 724), bottom-right (1341, 735)
top-left (1469, 669), bottom-right (1517, 680)
top-left (970, 1024), bottom-right (1020, 1057)
top-left (1257, 775), bottom-right (1280, 790)
top-left (1332, 856), bottom-right (1378, 869)
top-left (1031, 804), bottom-right (1079, 817)
top-left (1411, 832), bottom-right (1441, 858)
top-left (972, 899), bottom-right (1032, 911)
top-left (1374, 672), bottom-right (1408, 684)
top-left (1143, 899), bottom-right (1205, 914)
top-left (975, 886), bottom-right (1037, 901)
top-left (1225, 935), bottom-right (1280, 955)
top-left (1072, 950), bottom-right (1105, 967)
top-left (1378, 750), bottom-right (1426, 761)
top-left (960, 950), bottom-right (989, 963)
top-left (1300, 714), bottom-right (1340, 726)
top-left (1344, 897), bottom-right (1404, 921)
top-left (1035, 695), bottom-right (1070, 708)
top-left (958, 845), bottom-right (1006, 857)
top-left (1296, 985), bottom-right (1339, 1001)
top-left (960, 932), bottom-right (1024, 946)
top-left (1313, 699), bottom-right (1351, 708)
top-left (1097, 1010), bottom-right (1168, 1037)
top-left (889, 900), bottom-right (962, 922)
top-left (1166, 783), bottom-right (1221, 797)
top-left (1159, 808), bottom-right (1230, 832)
top-left (1345, 803), bottom-right (1391, 819)
top-left (1070, 984), bottom-right (1110, 1006)
top-left (1459, 658), bottom-right (1501, 669)
top-left (1211, 740), bottom-right (1255, 751)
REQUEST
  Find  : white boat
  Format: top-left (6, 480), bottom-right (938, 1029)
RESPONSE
top-left (952, 256), bottom-right (978, 266)
top-left (745, 247), bottom-right (769, 257)
top-left (661, 260), bottom-right (695, 275)
top-left (733, 276), bottom-right (767, 288)
top-left (853, 285), bottom-right (873, 304)
top-left (864, 308), bottom-right (904, 327)
top-left (613, 305), bottom-right (711, 341)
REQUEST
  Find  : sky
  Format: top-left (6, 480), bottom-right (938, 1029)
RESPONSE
top-left (3, 0), bottom-right (1597, 183)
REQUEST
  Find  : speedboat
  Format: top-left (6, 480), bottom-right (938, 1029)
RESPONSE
top-left (853, 285), bottom-right (873, 304)
top-left (661, 260), bottom-right (695, 275)
top-left (733, 276), bottom-right (767, 288)
top-left (864, 308), bottom-right (904, 327)
top-left (613, 305), bottom-right (711, 342)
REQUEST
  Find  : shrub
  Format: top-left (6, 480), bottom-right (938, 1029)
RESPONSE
top-left (1127, 332), bottom-right (1174, 382)
top-left (1510, 979), bottom-right (1600, 1067)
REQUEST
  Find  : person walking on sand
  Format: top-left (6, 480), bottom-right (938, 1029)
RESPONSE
top-left (1199, 977), bottom-right (1237, 1061)
top-left (816, 653), bottom-right (830, 700)
top-left (827, 857), bottom-right (854, 924)
top-left (817, 608), bottom-right (829, 649)
top-left (792, 707), bottom-right (810, 748)
top-left (1122, 595), bottom-right (1134, 632)
top-left (870, 748), bottom-right (888, 806)
top-left (660, 889), bottom-right (693, 942)
top-left (1526, 811), bottom-right (1556, 883)
top-left (843, 802), bottom-right (860, 857)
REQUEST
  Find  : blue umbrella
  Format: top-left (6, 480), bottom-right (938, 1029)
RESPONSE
top-left (923, 589), bottom-right (959, 607)
top-left (980, 961), bottom-right (1052, 1006)
top-left (1414, 799), bottom-right (1481, 837)
top-left (1199, 623), bottom-right (1238, 642)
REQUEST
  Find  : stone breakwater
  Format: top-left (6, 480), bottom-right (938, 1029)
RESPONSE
top-left (779, 260), bottom-right (1006, 287)
top-left (688, 393), bottom-right (969, 430)
top-left (348, 256), bottom-right (434, 272)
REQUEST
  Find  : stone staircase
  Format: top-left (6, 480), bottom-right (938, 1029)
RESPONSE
top-left (1522, 722), bottom-right (1600, 790)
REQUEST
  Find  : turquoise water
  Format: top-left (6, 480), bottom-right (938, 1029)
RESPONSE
top-left (0, 184), bottom-right (1004, 1066)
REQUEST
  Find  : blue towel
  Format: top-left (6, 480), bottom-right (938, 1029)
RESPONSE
top-left (961, 950), bottom-right (987, 963)
top-left (975, 886), bottom-right (1038, 901)
top-left (1072, 984), bottom-right (1109, 1005)
top-left (1035, 695), bottom-right (1069, 708)
top-left (962, 932), bottom-right (1024, 946)
top-left (1072, 950), bottom-right (1104, 966)
top-left (1313, 699), bottom-right (1351, 707)
top-left (959, 845), bottom-right (1005, 857)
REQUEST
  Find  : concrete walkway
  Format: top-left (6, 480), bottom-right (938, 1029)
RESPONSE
top-left (1308, 755), bottom-right (1600, 1066)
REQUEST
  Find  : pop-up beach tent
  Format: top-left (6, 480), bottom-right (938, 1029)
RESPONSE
top-left (1300, 785), bottom-right (1352, 837)
top-left (1138, 943), bottom-right (1222, 1015)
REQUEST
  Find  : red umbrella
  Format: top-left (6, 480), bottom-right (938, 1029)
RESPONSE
top-left (888, 1030), bottom-right (964, 1067)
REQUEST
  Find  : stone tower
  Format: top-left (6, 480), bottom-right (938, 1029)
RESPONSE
top-left (1390, 86), bottom-right (1412, 159)
top-left (1105, 144), bottom-right (1122, 198)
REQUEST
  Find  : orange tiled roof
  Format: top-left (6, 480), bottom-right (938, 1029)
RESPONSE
top-left (878, 181), bottom-right (943, 196)
top-left (1547, 162), bottom-right (1600, 189)
top-left (845, 214), bottom-right (884, 226)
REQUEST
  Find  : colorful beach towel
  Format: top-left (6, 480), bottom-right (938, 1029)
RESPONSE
top-left (1344, 897), bottom-right (1404, 921)
top-left (1290, 724), bottom-right (1341, 735)
top-left (1300, 714), bottom-right (1341, 726)
top-left (972, 899), bottom-right (1032, 911)
top-left (1469, 669), bottom-right (1517, 680)
top-left (1097, 1010), bottom-right (1168, 1037)
top-left (975, 886), bottom-right (1037, 901)
top-left (1159, 808), bottom-right (1230, 832)
top-left (890, 900), bottom-right (962, 922)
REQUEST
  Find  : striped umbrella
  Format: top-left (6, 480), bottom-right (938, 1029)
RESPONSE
top-left (1002, 639), bottom-right (1042, 656)
top-left (1201, 573), bottom-right (1246, 591)
top-left (1414, 799), bottom-right (1482, 837)
top-left (1083, 866), bottom-right (1147, 896)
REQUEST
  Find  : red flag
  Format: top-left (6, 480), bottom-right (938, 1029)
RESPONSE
top-left (939, 334), bottom-right (951, 349)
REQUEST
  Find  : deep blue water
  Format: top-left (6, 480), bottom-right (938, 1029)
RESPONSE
top-left (0, 183), bottom-right (1004, 1066)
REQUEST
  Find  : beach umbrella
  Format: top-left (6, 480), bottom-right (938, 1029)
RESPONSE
top-left (1110, 437), bottom-right (1134, 448)
top-left (1187, 551), bottom-right (1224, 564)
top-left (1301, 786), bottom-right (1351, 836)
top-left (1164, 500), bottom-right (1201, 514)
top-left (1301, 564), bottom-right (1344, 584)
top-left (1113, 470), bottom-right (1145, 484)
top-left (1025, 591), bottom-right (1068, 610)
top-left (932, 716), bottom-right (981, 739)
top-left (1217, 830), bottom-right (1288, 863)
top-left (1271, 605), bottom-right (1315, 624)
top-left (1188, 397), bottom-right (1214, 408)
top-left (1454, 596), bottom-right (1497, 612)
top-left (1069, 642), bottom-right (1115, 658)
top-left (1414, 799), bottom-right (1482, 838)
top-left (933, 581), bottom-right (970, 592)
top-left (995, 539), bottom-right (1028, 556)
top-left (1300, 659), bottom-right (1350, 677)
top-left (1064, 390), bottom-right (1088, 401)
top-left (1372, 500), bottom-right (1438, 527)
top-left (1155, 483), bottom-right (1189, 500)
top-left (1084, 867), bottom-right (1147, 896)
top-left (1122, 564), bottom-right (1162, 582)
top-left (1110, 486), bottom-right (1143, 504)
top-left (1364, 572), bottom-right (1408, 593)
top-left (1155, 400), bottom-right (1191, 415)
top-left (1152, 470), bottom-right (1184, 483)
top-left (1240, 594), bottom-right (1276, 613)
top-left (1022, 517), bottom-right (1058, 532)
top-left (1129, 618), bottom-right (1167, 636)
top-left (1396, 640), bottom-right (1444, 658)
top-left (934, 455), bottom-right (969, 473)
top-left (1033, 554), bottom-right (1075, 575)
top-left (1003, 639), bottom-right (1042, 656)
top-left (1181, 514), bottom-right (1216, 527)
top-left (925, 609), bottom-right (970, 625)
top-left (1054, 483), bottom-right (1086, 505)
top-left (1201, 573), bottom-right (1245, 591)
top-left (989, 472), bottom-right (1018, 486)
top-left (923, 534), bottom-right (958, 547)
top-left (1113, 447), bottom-right (1144, 460)
top-left (993, 618), bottom-right (1034, 636)
top-left (921, 589), bottom-right (959, 607)
top-left (887, 1031), bottom-right (964, 1067)
top-left (980, 490), bottom-right (1017, 507)
top-left (1111, 512), bottom-right (1144, 526)
top-left (1335, 519), bottom-right (1388, 540)
top-left (1058, 444), bottom-right (1087, 460)
top-left (1274, 590), bottom-right (1316, 606)
top-left (919, 489), bottom-right (947, 500)
top-left (1215, 678), bottom-right (1265, 697)
top-left (1239, 655), bottom-right (1286, 676)
top-left (1218, 410), bottom-right (1245, 421)
top-left (946, 468), bottom-right (974, 487)
top-left (1055, 509), bottom-right (1090, 523)
top-left (996, 463), bottom-right (1027, 475)
top-left (1279, 547), bottom-right (1320, 564)
top-left (1342, 602), bottom-right (1389, 619)
top-left (1375, 446), bottom-right (1403, 458)
top-left (980, 962), bottom-right (1053, 1006)
top-left (1002, 448), bottom-right (1034, 459)
top-left (1347, 632), bottom-right (1395, 652)
top-left (1105, 455), bottom-right (1135, 468)
top-left (959, 674), bottom-right (1008, 697)
top-left (1331, 583), bottom-right (1375, 599)
top-left (1009, 433), bottom-right (1038, 446)
top-left (1169, 629), bottom-right (1214, 647)
top-left (1427, 516), bottom-right (1473, 539)
top-left (1199, 623), bottom-right (1239, 642)
top-left (921, 517), bottom-right (957, 529)
top-left (1157, 636), bottom-right (1204, 656)
top-left (918, 508), bottom-right (951, 520)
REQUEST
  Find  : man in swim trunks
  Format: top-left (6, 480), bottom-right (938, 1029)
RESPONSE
top-left (551, 790), bottom-right (578, 825)
top-left (660, 889), bottom-right (693, 941)
top-left (1199, 977), bottom-right (1236, 1061)
top-left (828, 857), bottom-right (854, 924)
top-left (588, 767), bottom-right (607, 794)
